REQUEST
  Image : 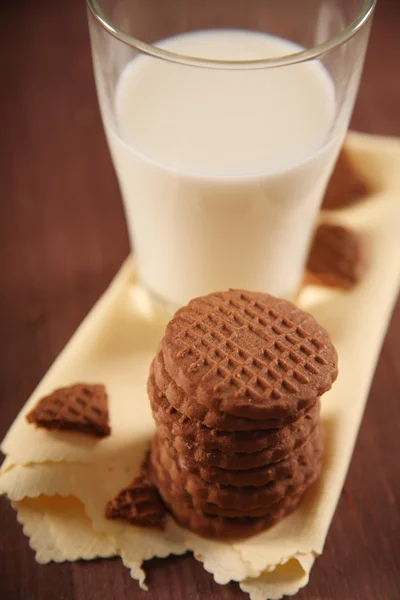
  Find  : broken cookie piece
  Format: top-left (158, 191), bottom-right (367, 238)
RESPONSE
top-left (322, 148), bottom-right (371, 210)
top-left (306, 223), bottom-right (366, 290)
top-left (26, 383), bottom-right (111, 437)
top-left (106, 477), bottom-right (166, 529)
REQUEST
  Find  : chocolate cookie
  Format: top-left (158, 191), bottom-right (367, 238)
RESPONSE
top-left (146, 289), bottom-right (335, 539)
top-left (152, 384), bottom-right (319, 454)
top-left (150, 357), bottom-right (311, 432)
top-left (160, 290), bottom-right (337, 420)
top-left (26, 383), bottom-right (110, 437)
top-left (151, 446), bottom-right (321, 517)
top-left (150, 456), bottom-right (321, 539)
top-left (105, 476), bottom-right (166, 529)
top-left (306, 223), bottom-right (366, 290)
top-left (322, 147), bottom-right (371, 210)
top-left (154, 425), bottom-right (323, 490)
top-left (158, 404), bottom-right (318, 471)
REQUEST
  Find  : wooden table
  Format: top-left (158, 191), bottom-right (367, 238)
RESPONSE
top-left (1, 1), bottom-right (399, 598)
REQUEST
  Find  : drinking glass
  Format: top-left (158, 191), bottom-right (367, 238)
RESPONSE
top-left (87, 0), bottom-right (376, 307)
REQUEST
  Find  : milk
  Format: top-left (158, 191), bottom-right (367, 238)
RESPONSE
top-left (104, 29), bottom-right (341, 306)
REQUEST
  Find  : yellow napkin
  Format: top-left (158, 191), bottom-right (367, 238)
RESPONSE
top-left (1, 132), bottom-right (400, 599)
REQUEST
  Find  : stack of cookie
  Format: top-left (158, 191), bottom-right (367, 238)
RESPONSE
top-left (148, 290), bottom-right (338, 539)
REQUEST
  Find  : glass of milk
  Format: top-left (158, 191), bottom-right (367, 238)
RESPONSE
top-left (87, 0), bottom-right (376, 307)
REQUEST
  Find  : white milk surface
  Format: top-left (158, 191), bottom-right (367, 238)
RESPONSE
top-left (104, 29), bottom-right (340, 305)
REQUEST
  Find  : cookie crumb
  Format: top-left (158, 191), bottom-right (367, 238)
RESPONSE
top-left (105, 477), bottom-right (166, 529)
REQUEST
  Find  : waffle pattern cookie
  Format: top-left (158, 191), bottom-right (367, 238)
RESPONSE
top-left (106, 476), bottom-right (166, 529)
top-left (162, 290), bottom-right (337, 419)
top-left (147, 290), bottom-right (337, 539)
top-left (26, 383), bottom-right (111, 437)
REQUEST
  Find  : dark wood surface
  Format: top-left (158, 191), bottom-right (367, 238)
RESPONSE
top-left (1, 1), bottom-right (399, 599)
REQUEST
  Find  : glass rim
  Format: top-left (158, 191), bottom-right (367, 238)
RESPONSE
top-left (87, 0), bottom-right (376, 69)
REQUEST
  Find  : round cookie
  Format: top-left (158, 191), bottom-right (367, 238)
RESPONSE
top-left (160, 290), bottom-right (338, 420)
top-left (151, 448), bottom-right (322, 518)
top-left (151, 383), bottom-right (319, 453)
top-left (150, 454), bottom-right (322, 539)
top-left (322, 147), bottom-right (371, 210)
top-left (306, 223), bottom-right (366, 290)
top-left (151, 426), bottom-right (324, 504)
top-left (158, 403), bottom-right (318, 471)
top-left (149, 358), bottom-right (312, 432)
